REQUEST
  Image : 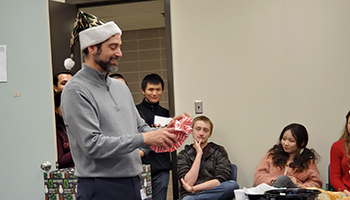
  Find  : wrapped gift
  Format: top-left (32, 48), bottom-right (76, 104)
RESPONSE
top-left (43, 168), bottom-right (77, 200)
top-left (44, 166), bottom-right (152, 200)
top-left (140, 164), bottom-right (152, 200)
top-left (151, 116), bottom-right (192, 153)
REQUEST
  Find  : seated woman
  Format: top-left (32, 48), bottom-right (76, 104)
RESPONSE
top-left (330, 111), bottom-right (350, 196)
top-left (54, 91), bottom-right (74, 169)
top-left (254, 123), bottom-right (322, 188)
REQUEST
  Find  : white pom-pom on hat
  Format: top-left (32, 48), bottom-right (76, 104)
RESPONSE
top-left (64, 58), bottom-right (75, 70)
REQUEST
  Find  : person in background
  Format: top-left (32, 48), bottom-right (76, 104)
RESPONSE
top-left (54, 91), bottom-right (74, 169)
top-left (109, 72), bottom-right (127, 84)
top-left (254, 123), bottom-right (322, 188)
top-left (177, 115), bottom-right (239, 200)
top-left (136, 73), bottom-right (171, 200)
top-left (330, 110), bottom-right (350, 196)
top-left (53, 71), bottom-right (74, 168)
top-left (61, 11), bottom-right (189, 200)
top-left (137, 73), bottom-right (169, 127)
top-left (53, 71), bottom-right (73, 93)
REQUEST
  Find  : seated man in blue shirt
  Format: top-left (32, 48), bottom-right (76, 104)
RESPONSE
top-left (178, 115), bottom-right (239, 200)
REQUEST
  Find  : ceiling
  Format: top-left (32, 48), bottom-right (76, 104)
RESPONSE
top-left (80, 0), bottom-right (165, 31)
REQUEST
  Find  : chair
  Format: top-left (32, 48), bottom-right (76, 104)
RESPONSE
top-left (231, 164), bottom-right (238, 181)
top-left (327, 164), bottom-right (334, 191)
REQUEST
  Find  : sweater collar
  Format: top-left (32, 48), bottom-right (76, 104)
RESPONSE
top-left (141, 98), bottom-right (160, 110)
top-left (81, 63), bottom-right (111, 86)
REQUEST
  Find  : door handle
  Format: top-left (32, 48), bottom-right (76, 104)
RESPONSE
top-left (40, 161), bottom-right (51, 171)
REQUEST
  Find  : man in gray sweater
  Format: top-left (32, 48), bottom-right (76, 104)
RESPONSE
top-left (61, 11), bottom-right (188, 200)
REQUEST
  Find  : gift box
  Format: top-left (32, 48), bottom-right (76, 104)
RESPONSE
top-left (44, 166), bottom-right (152, 200)
top-left (43, 168), bottom-right (77, 200)
top-left (151, 116), bottom-right (192, 153)
top-left (140, 164), bottom-right (152, 200)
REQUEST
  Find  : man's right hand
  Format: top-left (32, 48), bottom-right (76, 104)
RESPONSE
top-left (193, 138), bottom-right (203, 155)
top-left (143, 127), bottom-right (178, 149)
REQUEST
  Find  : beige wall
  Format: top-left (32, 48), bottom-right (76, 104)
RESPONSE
top-left (170, 0), bottom-right (350, 188)
top-left (117, 27), bottom-right (169, 108)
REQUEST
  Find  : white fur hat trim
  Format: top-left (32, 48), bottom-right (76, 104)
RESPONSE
top-left (79, 21), bottom-right (122, 51)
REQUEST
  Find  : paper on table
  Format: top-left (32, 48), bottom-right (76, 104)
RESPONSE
top-left (235, 183), bottom-right (281, 200)
top-left (154, 115), bottom-right (173, 126)
top-left (245, 183), bottom-right (281, 194)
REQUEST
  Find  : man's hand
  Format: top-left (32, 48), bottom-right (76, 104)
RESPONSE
top-left (151, 123), bottom-right (162, 128)
top-left (166, 112), bottom-right (191, 128)
top-left (193, 138), bottom-right (203, 155)
top-left (181, 178), bottom-right (193, 193)
top-left (143, 128), bottom-right (178, 149)
top-left (139, 150), bottom-right (145, 157)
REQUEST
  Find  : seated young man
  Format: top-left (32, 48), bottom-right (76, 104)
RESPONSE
top-left (177, 115), bottom-right (239, 200)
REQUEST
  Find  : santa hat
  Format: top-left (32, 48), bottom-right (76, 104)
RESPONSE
top-left (64, 11), bottom-right (122, 70)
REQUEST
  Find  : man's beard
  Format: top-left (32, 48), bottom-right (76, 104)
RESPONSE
top-left (94, 51), bottom-right (118, 73)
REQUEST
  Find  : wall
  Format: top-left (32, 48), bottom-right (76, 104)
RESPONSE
top-left (170, 0), bottom-right (350, 188)
top-left (0, 0), bottom-right (56, 199)
top-left (49, 1), bottom-right (80, 75)
top-left (118, 28), bottom-right (169, 108)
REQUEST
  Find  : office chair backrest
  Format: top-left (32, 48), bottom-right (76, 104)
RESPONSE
top-left (327, 164), bottom-right (334, 191)
top-left (231, 164), bottom-right (237, 181)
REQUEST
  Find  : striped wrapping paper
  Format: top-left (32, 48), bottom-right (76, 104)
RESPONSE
top-left (151, 116), bottom-right (193, 153)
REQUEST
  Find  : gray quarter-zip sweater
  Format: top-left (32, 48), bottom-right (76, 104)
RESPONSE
top-left (61, 64), bottom-right (152, 177)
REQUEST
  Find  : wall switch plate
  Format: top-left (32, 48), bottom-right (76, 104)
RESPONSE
top-left (195, 100), bottom-right (203, 114)
top-left (13, 91), bottom-right (20, 97)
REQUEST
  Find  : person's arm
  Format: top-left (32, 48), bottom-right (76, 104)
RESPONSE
top-left (254, 153), bottom-right (279, 186)
top-left (139, 146), bottom-right (152, 157)
top-left (181, 145), bottom-right (232, 193)
top-left (183, 139), bottom-right (203, 186)
top-left (62, 86), bottom-right (147, 159)
top-left (295, 160), bottom-right (322, 188)
top-left (56, 132), bottom-right (73, 168)
top-left (330, 141), bottom-right (348, 191)
top-left (181, 178), bottom-right (220, 193)
top-left (177, 144), bottom-right (220, 193)
top-left (63, 85), bottom-right (183, 159)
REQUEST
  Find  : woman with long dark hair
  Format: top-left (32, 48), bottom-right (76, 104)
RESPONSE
top-left (330, 111), bottom-right (350, 195)
top-left (254, 123), bottom-right (322, 188)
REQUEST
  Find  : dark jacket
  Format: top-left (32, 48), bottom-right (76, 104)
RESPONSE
top-left (136, 98), bottom-right (169, 126)
top-left (177, 142), bottom-right (232, 198)
top-left (136, 98), bottom-right (171, 176)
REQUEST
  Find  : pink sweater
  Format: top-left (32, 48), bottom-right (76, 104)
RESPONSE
top-left (254, 153), bottom-right (322, 188)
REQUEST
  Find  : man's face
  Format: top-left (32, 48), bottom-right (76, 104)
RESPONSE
top-left (94, 34), bottom-right (122, 73)
top-left (192, 120), bottom-right (212, 147)
top-left (54, 74), bottom-right (72, 93)
top-left (142, 83), bottom-right (163, 104)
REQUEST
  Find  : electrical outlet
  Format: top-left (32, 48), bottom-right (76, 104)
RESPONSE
top-left (195, 100), bottom-right (203, 114)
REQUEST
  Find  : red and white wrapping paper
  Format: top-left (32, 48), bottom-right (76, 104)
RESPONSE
top-left (151, 116), bottom-right (193, 153)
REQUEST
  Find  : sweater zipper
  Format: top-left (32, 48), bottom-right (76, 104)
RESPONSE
top-left (105, 83), bottom-right (120, 109)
